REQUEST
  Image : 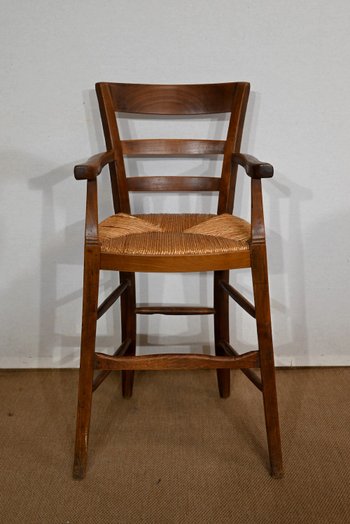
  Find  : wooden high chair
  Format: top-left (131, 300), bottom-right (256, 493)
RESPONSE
top-left (73, 82), bottom-right (283, 479)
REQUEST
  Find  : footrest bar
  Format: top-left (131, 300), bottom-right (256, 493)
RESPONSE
top-left (95, 350), bottom-right (259, 371)
top-left (136, 306), bottom-right (215, 315)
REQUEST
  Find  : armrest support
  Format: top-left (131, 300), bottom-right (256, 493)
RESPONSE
top-left (232, 153), bottom-right (273, 179)
top-left (84, 179), bottom-right (99, 246)
top-left (251, 178), bottom-right (266, 243)
top-left (74, 150), bottom-right (114, 180)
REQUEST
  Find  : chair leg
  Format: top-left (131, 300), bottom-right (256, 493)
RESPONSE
top-left (251, 246), bottom-right (283, 478)
top-left (73, 248), bottom-right (100, 480)
top-left (214, 270), bottom-right (230, 398)
top-left (120, 272), bottom-right (136, 399)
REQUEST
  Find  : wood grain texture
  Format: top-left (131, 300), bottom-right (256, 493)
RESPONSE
top-left (120, 272), bottom-right (136, 399)
top-left (251, 178), bottom-right (266, 244)
top-left (219, 341), bottom-right (262, 391)
top-left (95, 81), bottom-right (250, 214)
top-left (97, 280), bottom-right (129, 319)
top-left (251, 242), bottom-right (283, 478)
top-left (74, 150), bottom-right (114, 180)
top-left (84, 179), bottom-right (99, 246)
top-left (127, 176), bottom-right (220, 192)
top-left (103, 82), bottom-right (240, 115)
top-left (73, 245), bottom-right (100, 480)
top-left (220, 280), bottom-right (256, 318)
top-left (95, 351), bottom-right (259, 371)
top-left (92, 338), bottom-right (131, 392)
top-left (100, 251), bottom-right (251, 273)
top-left (122, 139), bottom-right (225, 156)
top-left (218, 82), bottom-right (250, 214)
top-left (232, 153), bottom-right (273, 179)
top-left (214, 270), bottom-right (231, 398)
top-left (135, 306), bottom-right (215, 315)
top-left (96, 83), bottom-right (130, 213)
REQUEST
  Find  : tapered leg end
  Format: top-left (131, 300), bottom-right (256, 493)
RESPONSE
top-left (122, 370), bottom-right (135, 399)
top-left (73, 457), bottom-right (87, 480)
top-left (217, 369), bottom-right (231, 399)
top-left (270, 465), bottom-right (284, 479)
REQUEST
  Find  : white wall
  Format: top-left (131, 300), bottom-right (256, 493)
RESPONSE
top-left (1, 0), bottom-right (350, 367)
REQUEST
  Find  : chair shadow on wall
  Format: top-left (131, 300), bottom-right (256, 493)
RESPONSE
top-left (27, 159), bottom-right (122, 462)
top-left (28, 162), bottom-right (120, 368)
top-left (228, 170), bottom-right (313, 467)
top-left (231, 172), bottom-right (313, 364)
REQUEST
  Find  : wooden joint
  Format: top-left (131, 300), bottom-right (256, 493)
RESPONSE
top-left (92, 338), bottom-right (132, 391)
top-left (85, 238), bottom-right (100, 248)
top-left (250, 238), bottom-right (265, 246)
top-left (92, 370), bottom-right (111, 392)
top-left (219, 341), bottom-right (262, 391)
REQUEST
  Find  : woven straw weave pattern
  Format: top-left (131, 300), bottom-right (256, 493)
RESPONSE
top-left (99, 213), bottom-right (250, 256)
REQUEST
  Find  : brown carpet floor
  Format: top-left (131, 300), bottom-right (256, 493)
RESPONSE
top-left (0, 368), bottom-right (349, 523)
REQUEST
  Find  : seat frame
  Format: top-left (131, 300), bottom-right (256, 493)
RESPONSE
top-left (73, 82), bottom-right (283, 479)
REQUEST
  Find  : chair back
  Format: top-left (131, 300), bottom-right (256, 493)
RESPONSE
top-left (96, 82), bottom-right (250, 214)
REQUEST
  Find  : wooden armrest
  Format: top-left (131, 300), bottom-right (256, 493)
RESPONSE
top-left (232, 153), bottom-right (273, 179)
top-left (74, 150), bottom-right (114, 180)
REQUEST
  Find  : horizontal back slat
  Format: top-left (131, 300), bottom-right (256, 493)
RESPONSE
top-left (121, 139), bottom-right (225, 156)
top-left (127, 176), bottom-right (220, 192)
top-left (104, 83), bottom-right (238, 114)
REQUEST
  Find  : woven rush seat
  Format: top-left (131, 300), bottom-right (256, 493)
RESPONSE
top-left (99, 213), bottom-right (251, 271)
